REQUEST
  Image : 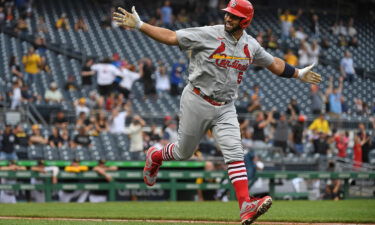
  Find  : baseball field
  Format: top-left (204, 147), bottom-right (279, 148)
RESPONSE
top-left (0, 200), bottom-right (374, 225)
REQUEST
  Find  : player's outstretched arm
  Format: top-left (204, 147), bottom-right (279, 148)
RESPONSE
top-left (267, 57), bottom-right (322, 85)
top-left (113, 7), bottom-right (178, 46)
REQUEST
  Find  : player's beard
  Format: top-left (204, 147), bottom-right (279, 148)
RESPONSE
top-left (224, 22), bottom-right (242, 34)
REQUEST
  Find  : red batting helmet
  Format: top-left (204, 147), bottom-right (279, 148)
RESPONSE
top-left (222, 0), bottom-right (254, 29)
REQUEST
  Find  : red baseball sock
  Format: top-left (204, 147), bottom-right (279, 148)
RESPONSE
top-left (228, 161), bottom-right (250, 208)
top-left (151, 143), bottom-right (175, 164)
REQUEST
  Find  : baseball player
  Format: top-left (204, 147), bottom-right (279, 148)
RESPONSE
top-left (113, 0), bottom-right (321, 224)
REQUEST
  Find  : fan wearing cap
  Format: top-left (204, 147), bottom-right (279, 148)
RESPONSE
top-left (44, 82), bottom-right (63, 103)
top-left (113, 1), bottom-right (322, 224)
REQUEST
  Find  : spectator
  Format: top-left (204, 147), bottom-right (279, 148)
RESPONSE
top-left (128, 115), bottom-right (146, 160)
top-left (294, 26), bottom-right (307, 41)
top-left (37, 16), bottom-right (47, 33)
top-left (340, 51), bottom-right (355, 83)
top-left (74, 16), bottom-right (88, 31)
top-left (347, 18), bottom-right (357, 37)
top-left (298, 41), bottom-right (310, 67)
top-left (9, 56), bottom-right (23, 80)
top-left (22, 47), bottom-right (42, 84)
top-left (308, 114), bottom-right (331, 135)
top-left (53, 111), bottom-right (68, 129)
top-left (14, 124), bottom-right (29, 149)
top-left (64, 75), bottom-right (78, 91)
top-left (59, 160), bottom-right (89, 202)
top-left (14, 16), bottom-right (28, 34)
top-left (140, 58), bottom-right (156, 97)
top-left (21, 84), bottom-right (38, 103)
top-left (0, 125), bottom-right (18, 160)
top-left (160, 0), bottom-right (173, 27)
top-left (291, 115), bottom-right (306, 154)
top-left (255, 31), bottom-right (264, 47)
top-left (60, 128), bottom-right (71, 147)
top-left (55, 13), bottom-right (70, 30)
top-left (118, 63), bottom-right (143, 99)
top-left (266, 35), bottom-right (278, 49)
top-left (308, 40), bottom-right (320, 65)
top-left (75, 98), bottom-right (90, 117)
top-left (348, 36), bottom-right (359, 47)
top-left (44, 82), bottom-right (63, 103)
top-left (252, 111), bottom-right (273, 148)
top-left (310, 84), bottom-right (324, 115)
top-left (279, 8), bottom-right (302, 41)
top-left (337, 35), bottom-right (347, 47)
top-left (48, 127), bottom-right (63, 148)
top-left (326, 76), bottom-right (343, 117)
top-left (0, 7), bottom-right (5, 25)
top-left (272, 113), bottom-right (290, 153)
top-left (33, 37), bottom-right (47, 56)
top-left (313, 132), bottom-right (330, 155)
top-left (72, 126), bottom-right (92, 148)
top-left (30, 160), bottom-right (60, 202)
top-left (5, 5), bottom-right (14, 23)
top-left (75, 111), bottom-right (92, 131)
top-left (0, 161), bottom-right (26, 203)
top-left (324, 161), bottom-right (341, 201)
top-left (39, 56), bottom-right (51, 74)
top-left (244, 151), bottom-right (264, 189)
top-left (334, 130), bottom-right (348, 158)
top-left (358, 123), bottom-right (371, 164)
top-left (109, 103), bottom-right (131, 134)
top-left (163, 119), bottom-right (178, 143)
top-left (29, 124), bottom-right (48, 146)
top-left (92, 58), bottom-right (121, 97)
top-left (331, 22), bottom-right (339, 36)
top-left (338, 20), bottom-right (347, 36)
top-left (89, 160), bottom-right (118, 202)
top-left (170, 58), bottom-right (186, 96)
top-left (321, 37), bottom-right (331, 49)
top-left (81, 58), bottom-right (95, 89)
top-left (94, 110), bottom-right (109, 134)
top-left (247, 85), bottom-right (263, 113)
top-left (155, 64), bottom-right (171, 94)
top-left (10, 80), bottom-right (22, 109)
top-left (310, 14), bottom-right (320, 38)
top-left (286, 98), bottom-right (300, 116)
top-left (284, 49), bottom-right (298, 67)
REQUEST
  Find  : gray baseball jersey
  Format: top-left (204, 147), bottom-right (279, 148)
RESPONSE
top-left (170, 25), bottom-right (274, 163)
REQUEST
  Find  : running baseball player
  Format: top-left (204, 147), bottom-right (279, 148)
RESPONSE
top-left (113, 0), bottom-right (321, 224)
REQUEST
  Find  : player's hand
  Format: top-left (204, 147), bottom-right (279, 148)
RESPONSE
top-left (297, 63), bottom-right (322, 85)
top-left (112, 6), bottom-right (143, 29)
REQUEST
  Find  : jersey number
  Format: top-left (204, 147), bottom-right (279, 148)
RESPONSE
top-left (237, 72), bottom-right (243, 84)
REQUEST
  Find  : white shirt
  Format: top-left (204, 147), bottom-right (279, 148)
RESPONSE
top-left (91, 63), bottom-right (121, 85)
top-left (295, 31), bottom-right (306, 41)
top-left (298, 49), bottom-right (309, 67)
top-left (109, 111), bottom-right (127, 134)
top-left (128, 123), bottom-right (143, 152)
top-left (75, 105), bottom-right (90, 116)
top-left (44, 89), bottom-right (63, 102)
top-left (11, 87), bottom-right (22, 109)
top-left (340, 57), bottom-right (355, 74)
top-left (308, 46), bottom-right (320, 64)
top-left (119, 68), bottom-right (141, 90)
top-left (155, 71), bottom-right (171, 91)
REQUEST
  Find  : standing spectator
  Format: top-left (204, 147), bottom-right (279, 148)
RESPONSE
top-left (118, 63), bottom-right (143, 99)
top-left (160, 1), bottom-right (173, 27)
top-left (141, 58), bottom-right (156, 97)
top-left (9, 56), bottom-right (23, 80)
top-left (291, 115), bottom-right (305, 154)
top-left (10, 80), bottom-right (22, 109)
top-left (310, 84), bottom-right (324, 115)
top-left (252, 111), bottom-right (273, 149)
top-left (0, 125), bottom-right (18, 160)
top-left (48, 127), bottom-right (63, 148)
top-left (358, 123), bottom-right (371, 164)
top-left (308, 114), bottom-right (331, 135)
top-left (170, 58), bottom-right (186, 96)
top-left (284, 49), bottom-right (298, 67)
top-left (338, 20), bottom-right (347, 36)
top-left (109, 103), bottom-right (131, 134)
top-left (353, 133), bottom-right (362, 169)
top-left (347, 18), bottom-right (357, 37)
top-left (74, 16), bottom-right (88, 31)
top-left (334, 131), bottom-right (348, 158)
top-left (55, 13), bottom-right (70, 30)
top-left (163, 119), bottom-right (178, 143)
top-left (128, 115), bottom-right (146, 160)
top-left (29, 124), bottom-right (48, 146)
top-left (72, 126), bottom-right (92, 148)
top-left (326, 76), bottom-right (343, 118)
top-left (286, 98), bottom-right (300, 116)
top-left (91, 58), bottom-right (121, 97)
top-left (22, 47), bottom-right (41, 84)
top-left (94, 111), bottom-right (109, 134)
top-left (298, 41), bottom-right (310, 67)
top-left (81, 58), bottom-right (95, 89)
top-left (75, 98), bottom-right (90, 117)
top-left (44, 82), bottom-right (63, 103)
top-left (308, 40), bottom-right (320, 65)
top-left (313, 132), bottom-right (330, 155)
top-left (279, 9), bottom-right (302, 41)
top-left (310, 14), bottom-right (320, 38)
top-left (340, 51), bottom-right (355, 83)
top-left (247, 85), bottom-right (263, 113)
top-left (294, 27), bottom-right (307, 41)
top-left (155, 65), bottom-right (171, 94)
top-left (272, 113), bottom-right (290, 153)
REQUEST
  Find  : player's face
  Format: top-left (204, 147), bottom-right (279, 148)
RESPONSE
top-left (224, 13), bottom-right (242, 33)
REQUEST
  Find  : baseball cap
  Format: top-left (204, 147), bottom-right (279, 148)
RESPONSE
top-left (31, 124), bottom-right (40, 130)
top-left (298, 115), bottom-right (306, 122)
top-left (79, 97), bottom-right (86, 104)
top-left (50, 82), bottom-right (57, 88)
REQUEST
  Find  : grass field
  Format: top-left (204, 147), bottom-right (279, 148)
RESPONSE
top-left (0, 200), bottom-right (374, 224)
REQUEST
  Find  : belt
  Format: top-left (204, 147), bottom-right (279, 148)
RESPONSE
top-left (192, 87), bottom-right (228, 106)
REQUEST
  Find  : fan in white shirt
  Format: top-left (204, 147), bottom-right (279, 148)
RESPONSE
top-left (155, 65), bottom-right (171, 94)
top-left (109, 102), bottom-right (132, 134)
top-left (117, 64), bottom-right (143, 99)
top-left (91, 59), bottom-right (122, 97)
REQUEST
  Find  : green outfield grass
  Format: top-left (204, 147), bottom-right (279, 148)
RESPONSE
top-left (0, 200), bottom-right (374, 224)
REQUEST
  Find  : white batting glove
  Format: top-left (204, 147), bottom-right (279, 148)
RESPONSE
top-left (113, 6), bottom-right (144, 29)
top-left (297, 63), bottom-right (322, 85)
